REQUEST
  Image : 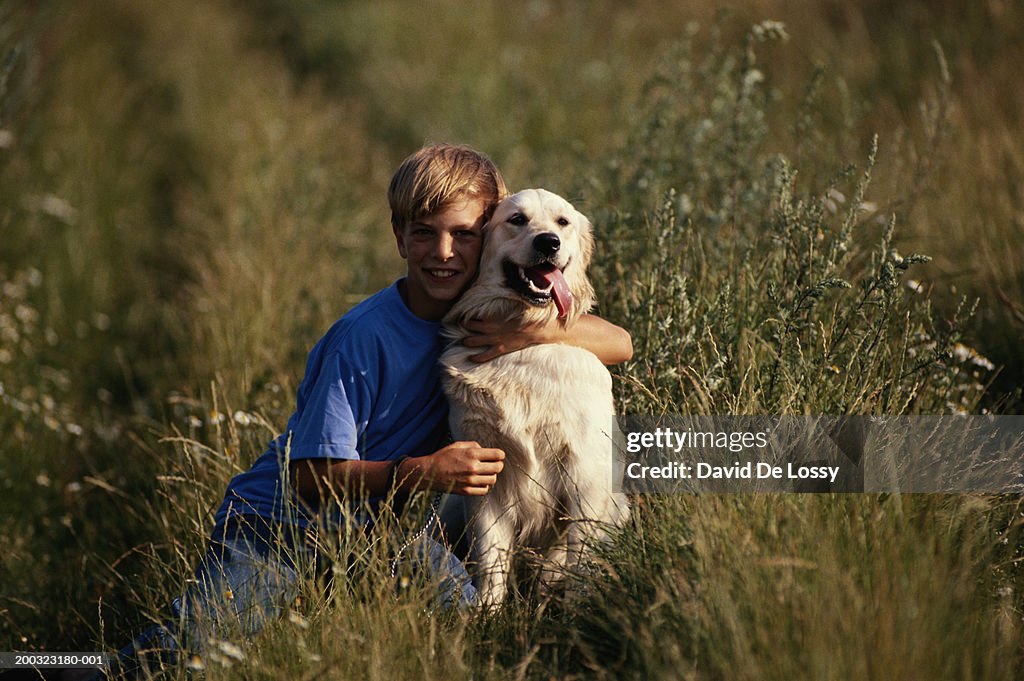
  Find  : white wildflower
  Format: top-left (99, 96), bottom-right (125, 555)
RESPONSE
top-left (752, 20), bottom-right (789, 42)
top-left (208, 410), bottom-right (226, 425)
top-left (233, 410), bottom-right (253, 427)
top-left (288, 610), bottom-right (310, 629)
top-left (217, 641), bottom-right (245, 662)
top-left (905, 279), bottom-right (925, 294)
top-left (946, 401), bottom-right (969, 416)
top-left (14, 304), bottom-right (37, 324)
top-left (29, 194), bottom-right (79, 225)
top-left (678, 194), bottom-right (694, 215)
top-left (743, 68), bottom-right (764, 90)
top-left (188, 415), bottom-right (203, 429)
top-left (35, 472), bottom-right (52, 487)
top-left (952, 343), bottom-right (972, 363)
top-left (971, 354), bottom-right (995, 371)
top-left (951, 342), bottom-right (995, 370)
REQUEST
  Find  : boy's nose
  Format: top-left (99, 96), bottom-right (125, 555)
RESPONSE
top-left (435, 233), bottom-right (455, 260)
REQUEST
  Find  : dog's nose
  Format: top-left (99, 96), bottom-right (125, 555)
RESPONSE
top-left (533, 233), bottom-right (561, 256)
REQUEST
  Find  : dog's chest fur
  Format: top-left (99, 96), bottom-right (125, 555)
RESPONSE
top-left (441, 341), bottom-right (614, 541)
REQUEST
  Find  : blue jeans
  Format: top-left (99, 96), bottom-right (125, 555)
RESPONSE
top-left (102, 509), bottom-right (476, 678)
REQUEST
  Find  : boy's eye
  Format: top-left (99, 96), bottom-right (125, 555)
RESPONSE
top-left (508, 213), bottom-right (528, 226)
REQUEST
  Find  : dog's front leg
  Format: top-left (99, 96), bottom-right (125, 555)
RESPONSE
top-left (471, 502), bottom-right (515, 609)
top-left (535, 519), bottom-right (587, 603)
top-left (538, 537), bottom-right (572, 594)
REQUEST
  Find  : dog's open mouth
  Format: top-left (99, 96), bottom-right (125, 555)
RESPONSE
top-left (503, 259), bottom-right (573, 318)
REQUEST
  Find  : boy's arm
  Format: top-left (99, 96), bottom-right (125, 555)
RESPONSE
top-left (461, 314), bottom-right (633, 365)
top-left (290, 441), bottom-right (504, 507)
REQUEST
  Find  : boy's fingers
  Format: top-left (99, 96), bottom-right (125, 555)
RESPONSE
top-left (467, 474), bottom-right (498, 487)
top-left (460, 484), bottom-right (492, 496)
top-left (468, 346), bottom-right (500, 363)
top-left (463, 318), bottom-right (506, 335)
top-left (475, 447), bottom-right (505, 461)
top-left (473, 460), bottom-right (504, 476)
top-left (461, 333), bottom-right (497, 348)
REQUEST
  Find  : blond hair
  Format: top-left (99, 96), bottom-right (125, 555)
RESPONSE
top-left (388, 144), bottom-right (508, 231)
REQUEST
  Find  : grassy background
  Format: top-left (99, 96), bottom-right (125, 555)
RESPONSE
top-left (1, 0), bottom-right (1022, 678)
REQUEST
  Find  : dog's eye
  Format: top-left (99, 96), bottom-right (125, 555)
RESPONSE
top-left (557, 217), bottom-right (570, 226)
top-left (508, 213), bottom-right (528, 226)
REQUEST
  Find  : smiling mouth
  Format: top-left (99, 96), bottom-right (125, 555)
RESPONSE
top-left (426, 268), bottom-right (459, 280)
top-left (502, 259), bottom-right (573, 317)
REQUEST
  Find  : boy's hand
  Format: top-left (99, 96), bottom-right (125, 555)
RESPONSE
top-left (401, 441), bottom-right (505, 496)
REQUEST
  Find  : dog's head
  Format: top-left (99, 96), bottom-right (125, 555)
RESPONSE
top-left (476, 188), bottom-right (596, 324)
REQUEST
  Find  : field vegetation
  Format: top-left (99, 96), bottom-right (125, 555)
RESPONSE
top-left (1, 1), bottom-right (1022, 678)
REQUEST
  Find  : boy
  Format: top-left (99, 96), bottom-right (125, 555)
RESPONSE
top-left (102, 144), bottom-right (631, 676)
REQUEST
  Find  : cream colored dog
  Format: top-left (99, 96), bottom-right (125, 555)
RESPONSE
top-left (441, 188), bottom-right (629, 608)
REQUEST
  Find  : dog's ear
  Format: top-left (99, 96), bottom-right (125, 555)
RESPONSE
top-left (478, 215), bottom-right (502, 268)
top-left (480, 217), bottom-right (492, 243)
top-left (566, 211), bottom-right (596, 320)
top-left (578, 212), bottom-right (595, 270)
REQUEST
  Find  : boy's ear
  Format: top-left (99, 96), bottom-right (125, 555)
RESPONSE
top-left (393, 225), bottom-right (408, 259)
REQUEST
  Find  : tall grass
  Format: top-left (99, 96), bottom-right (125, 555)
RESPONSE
top-left (585, 23), bottom-right (984, 416)
top-left (1, 0), bottom-right (1022, 678)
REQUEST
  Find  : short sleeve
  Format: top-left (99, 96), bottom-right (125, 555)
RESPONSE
top-left (285, 352), bottom-right (371, 461)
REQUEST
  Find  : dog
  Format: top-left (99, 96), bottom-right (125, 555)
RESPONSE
top-left (441, 188), bottom-right (629, 608)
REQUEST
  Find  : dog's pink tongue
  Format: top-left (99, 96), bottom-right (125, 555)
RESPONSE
top-left (527, 263), bottom-right (573, 319)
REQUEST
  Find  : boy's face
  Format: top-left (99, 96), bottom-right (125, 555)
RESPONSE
top-left (394, 196), bottom-right (488, 321)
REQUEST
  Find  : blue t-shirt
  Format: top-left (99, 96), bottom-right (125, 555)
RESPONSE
top-left (212, 280), bottom-right (449, 531)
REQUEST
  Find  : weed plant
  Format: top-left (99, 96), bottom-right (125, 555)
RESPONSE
top-left (586, 23), bottom-right (988, 416)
